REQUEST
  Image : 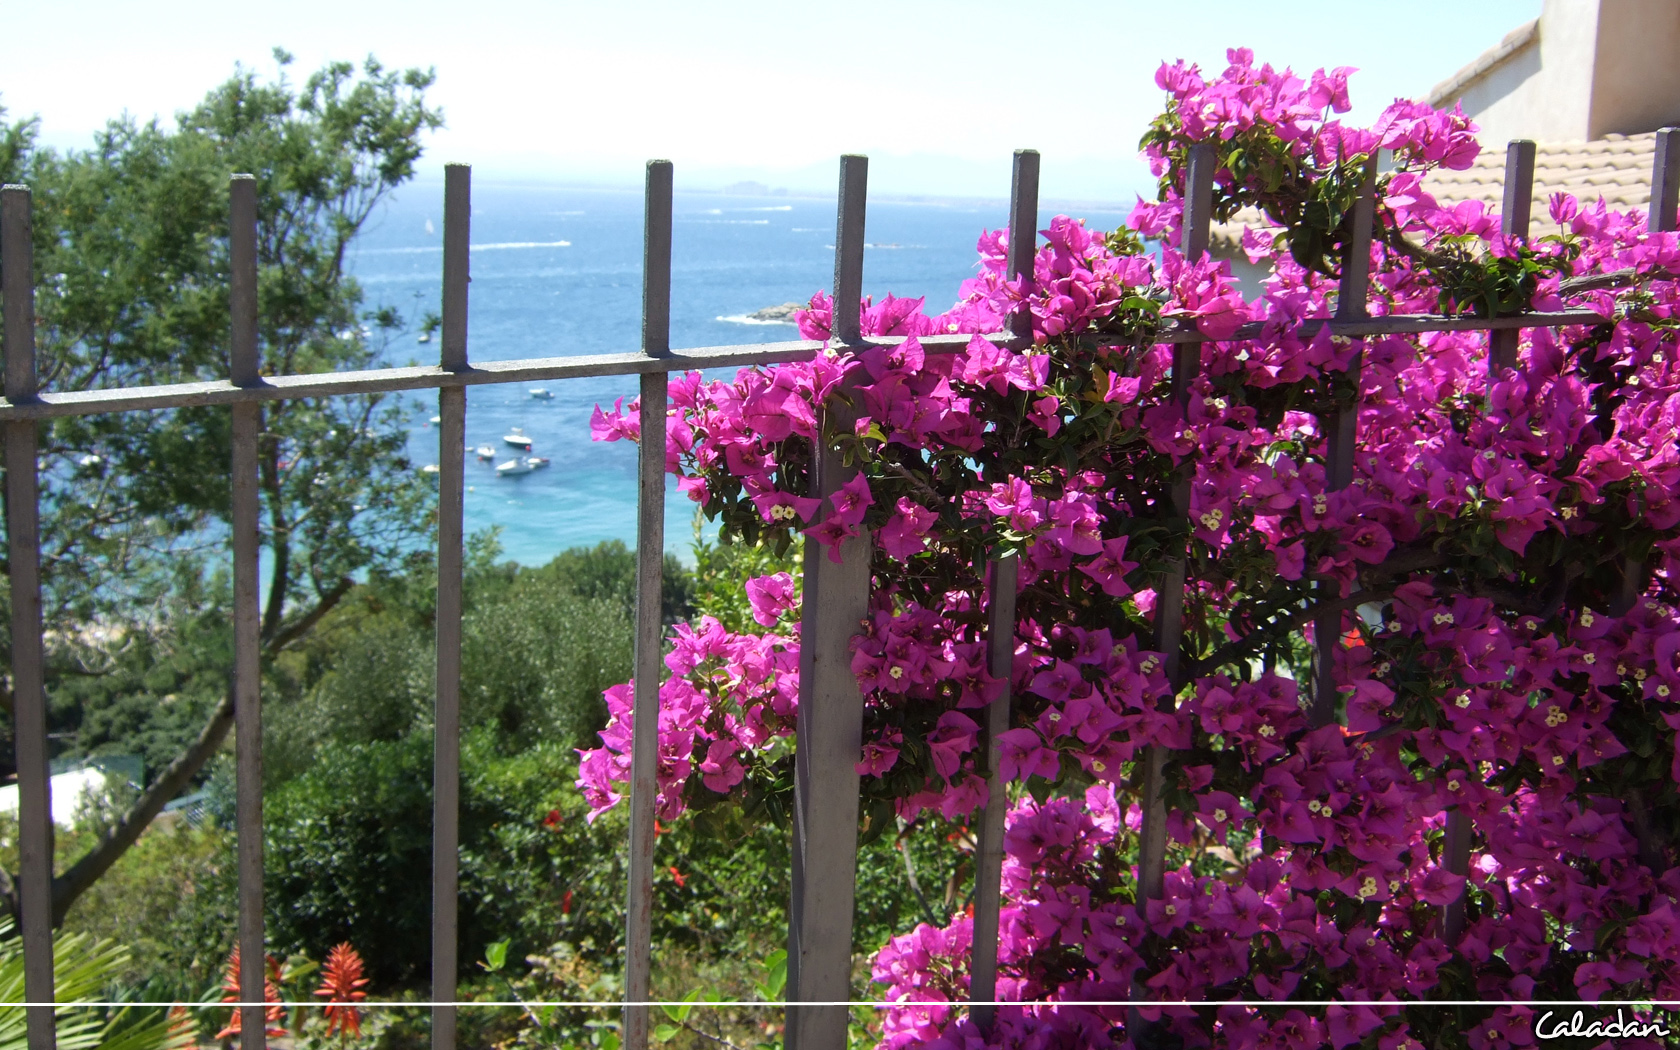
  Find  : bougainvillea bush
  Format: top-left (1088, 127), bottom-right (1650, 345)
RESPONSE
top-left (583, 49), bottom-right (1680, 1050)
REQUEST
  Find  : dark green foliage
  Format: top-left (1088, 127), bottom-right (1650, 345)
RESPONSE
top-left (253, 541), bottom-right (694, 986)
top-left (49, 566), bottom-right (233, 784)
top-left (262, 734), bottom-right (436, 988)
top-left (688, 519), bottom-right (800, 635)
top-left (520, 540), bottom-right (696, 626)
top-left (0, 53), bottom-right (446, 920)
top-left (8, 53), bottom-right (442, 644)
top-left (460, 547), bottom-right (648, 750)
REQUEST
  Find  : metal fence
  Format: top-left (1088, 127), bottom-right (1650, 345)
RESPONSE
top-left (0, 129), bottom-right (1671, 1050)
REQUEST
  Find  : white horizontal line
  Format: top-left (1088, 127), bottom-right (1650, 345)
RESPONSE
top-left (28, 999), bottom-right (1680, 1010)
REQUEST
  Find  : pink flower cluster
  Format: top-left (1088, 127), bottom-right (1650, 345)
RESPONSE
top-left (579, 48), bottom-right (1680, 1050)
top-left (577, 609), bottom-right (799, 818)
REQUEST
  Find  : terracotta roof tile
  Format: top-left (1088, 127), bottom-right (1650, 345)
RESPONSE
top-left (1209, 132), bottom-right (1662, 252)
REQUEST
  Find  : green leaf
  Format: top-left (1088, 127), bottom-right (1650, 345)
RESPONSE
top-left (676, 988), bottom-right (703, 1022)
top-left (484, 939), bottom-right (510, 972)
top-left (654, 1024), bottom-right (681, 1042)
top-left (764, 948), bottom-right (789, 999)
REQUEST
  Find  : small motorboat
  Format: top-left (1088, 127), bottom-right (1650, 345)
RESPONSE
top-left (496, 457), bottom-right (533, 476)
top-left (475, 443), bottom-right (496, 460)
top-left (420, 463), bottom-right (441, 475)
top-left (503, 427), bottom-right (533, 449)
top-left (429, 415), bottom-right (442, 425)
top-left (529, 387), bottom-right (554, 400)
top-left (418, 332), bottom-right (432, 344)
top-left (526, 456), bottom-right (550, 469)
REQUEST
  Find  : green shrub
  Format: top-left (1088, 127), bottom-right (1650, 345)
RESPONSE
top-left (262, 734), bottom-right (436, 988)
top-left (57, 820), bottom-right (235, 1000)
top-left (262, 731), bottom-right (633, 989)
top-left (460, 584), bottom-right (632, 752)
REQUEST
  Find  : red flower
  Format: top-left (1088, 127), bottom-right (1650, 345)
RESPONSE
top-left (215, 946), bottom-right (287, 1040)
top-left (561, 889), bottom-right (574, 915)
top-left (669, 866), bottom-right (687, 888)
top-left (543, 808), bottom-right (562, 830)
top-left (314, 942), bottom-right (370, 1039)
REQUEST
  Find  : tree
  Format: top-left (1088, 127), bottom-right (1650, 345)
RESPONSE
top-left (0, 49), bottom-right (443, 924)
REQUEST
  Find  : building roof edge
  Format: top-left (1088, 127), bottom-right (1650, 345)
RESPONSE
top-left (1427, 17), bottom-right (1541, 109)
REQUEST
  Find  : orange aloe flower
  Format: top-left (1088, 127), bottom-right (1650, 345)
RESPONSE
top-left (215, 946), bottom-right (287, 1040)
top-left (315, 942), bottom-right (370, 1039)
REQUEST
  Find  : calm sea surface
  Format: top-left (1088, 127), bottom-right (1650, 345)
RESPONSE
top-left (349, 182), bottom-right (1131, 566)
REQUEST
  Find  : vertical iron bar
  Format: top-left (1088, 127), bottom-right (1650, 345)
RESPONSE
top-left (229, 174), bottom-right (266, 1050)
top-left (1309, 157), bottom-right (1377, 729)
top-left (1006, 150), bottom-right (1040, 342)
top-left (969, 556), bottom-right (1017, 1033)
top-left (1487, 140), bottom-right (1535, 380)
top-left (970, 149), bottom-right (1037, 1033)
top-left (1441, 807), bottom-right (1473, 943)
top-left (1613, 129), bottom-right (1680, 615)
top-left (432, 163), bottom-right (470, 1050)
top-left (624, 159), bottom-right (672, 1050)
top-left (786, 154), bottom-right (872, 1050)
top-left (1446, 142), bottom-right (1531, 938)
top-left (641, 161), bottom-right (673, 357)
top-left (1650, 128), bottom-right (1680, 235)
top-left (1137, 142), bottom-right (1213, 899)
top-left (1130, 144), bottom-right (1212, 1044)
top-left (2, 184), bottom-right (53, 1050)
top-left (831, 156), bottom-right (868, 345)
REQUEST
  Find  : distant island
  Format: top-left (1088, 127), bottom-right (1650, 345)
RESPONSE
top-left (723, 180), bottom-right (791, 197)
top-left (748, 302), bottom-right (803, 323)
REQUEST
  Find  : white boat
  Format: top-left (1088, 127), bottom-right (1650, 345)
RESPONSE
top-left (475, 444), bottom-right (496, 460)
top-left (496, 457), bottom-right (533, 476)
top-left (429, 415), bottom-right (442, 425)
top-left (526, 456), bottom-right (550, 469)
top-left (417, 332), bottom-right (431, 344)
top-left (503, 427), bottom-right (533, 449)
top-left (528, 387), bottom-right (554, 400)
top-left (421, 463), bottom-right (441, 475)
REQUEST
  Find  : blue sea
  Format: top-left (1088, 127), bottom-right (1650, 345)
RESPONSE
top-left (349, 182), bottom-right (1132, 567)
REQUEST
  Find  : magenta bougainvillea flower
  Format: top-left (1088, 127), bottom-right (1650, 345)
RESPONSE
top-left (578, 46), bottom-right (1680, 1050)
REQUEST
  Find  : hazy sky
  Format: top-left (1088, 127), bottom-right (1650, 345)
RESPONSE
top-left (2, 0), bottom-right (1542, 202)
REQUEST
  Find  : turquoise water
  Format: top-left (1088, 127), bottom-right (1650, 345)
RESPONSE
top-left (349, 182), bottom-right (1131, 566)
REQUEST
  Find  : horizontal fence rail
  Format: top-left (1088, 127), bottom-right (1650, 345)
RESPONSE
top-left (0, 130), bottom-right (1673, 1050)
top-left (0, 316), bottom-right (1628, 423)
